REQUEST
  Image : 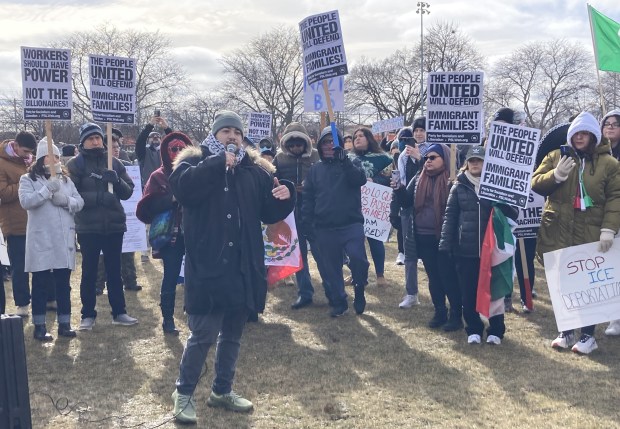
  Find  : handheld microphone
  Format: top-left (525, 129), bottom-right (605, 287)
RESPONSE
top-left (226, 144), bottom-right (237, 171)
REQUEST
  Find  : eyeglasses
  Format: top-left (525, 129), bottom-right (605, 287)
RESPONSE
top-left (169, 146), bottom-right (183, 153)
top-left (603, 122), bottom-right (619, 129)
top-left (423, 155), bottom-right (439, 162)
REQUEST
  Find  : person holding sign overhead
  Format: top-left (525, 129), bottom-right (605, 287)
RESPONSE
top-left (532, 111), bottom-right (620, 354)
top-left (19, 139), bottom-right (83, 340)
top-left (67, 123), bottom-right (138, 331)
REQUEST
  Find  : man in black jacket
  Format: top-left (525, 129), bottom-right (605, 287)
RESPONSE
top-left (301, 127), bottom-right (369, 317)
top-left (169, 111), bottom-right (295, 424)
top-left (67, 123), bottom-right (138, 330)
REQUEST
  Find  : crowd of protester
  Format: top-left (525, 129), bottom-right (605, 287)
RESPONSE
top-left (1, 107), bottom-right (619, 424)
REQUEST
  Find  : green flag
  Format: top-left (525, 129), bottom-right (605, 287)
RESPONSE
top-left (589, 5), bottom-right (620, 72)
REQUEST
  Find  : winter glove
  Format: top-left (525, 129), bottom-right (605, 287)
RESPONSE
top-left (598, 229), bottom-right (615, 253)
top-left (51, 192), bottom-right (69, 207)
top-left (101, 169), bottom-right (119, 184)
top-left (45, 177), bottom-right (61, 194)
top-left (333, 146), bottom-right (347, 162)
top-left (553, 156), bottom-right (576, 183)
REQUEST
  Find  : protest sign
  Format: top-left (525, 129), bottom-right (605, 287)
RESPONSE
top-left (361, 182), bottom-right (392, 242)
top-left (247, 112), bottom-right (272, 144)
top-left (299, 10), bottom-right (348, 85)
top-left (304, 76), bottom-right (345, 112)
top-left (514, 191), bottom-right (545, 239)
top-left (121, 166), bottom-right (147, 253)
top-left (479, 121), bottom-right (541, 208)
top-left (0, 229), bottom-right (9, 266)
top-left (543, 239), bottom-right (620, 332)
top-left (21, 46), bottom-right (72, 121)
top-left (89, 54), bottom-right (136, 124)
top-left (426, 72), bottom-right (484, 144)
top-left (372, 117), bottom-right (404, 134)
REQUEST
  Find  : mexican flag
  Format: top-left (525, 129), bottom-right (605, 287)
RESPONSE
top-left (476, 206), bottom-right (516, 318)
top-left (588, 5), bottom-right (620, 73)
top-left (263, 212), bottom-right (303, 288)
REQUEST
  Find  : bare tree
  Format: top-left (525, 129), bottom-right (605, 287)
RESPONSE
top-left (167, 92), bottom-right (230, 143)
top-left (220, 26), bottom-right (303, 135)
top-left (492, 39), bottom-right (594, 130)
top-left (423, 21), bottom-right (486, 73)
top-left (51, 25), bottom-right (187, 127)
top-left (600, 71), bottom-right (620, 111)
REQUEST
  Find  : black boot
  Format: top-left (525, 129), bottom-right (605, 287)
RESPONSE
top-left (428, 309), bottom-right (448, 329)
top-left (58, 323), bottom-right (77, 338)
top-left (34, 324), bottom-right (53, 342)
top-left (443, 309), bottom-right (464, 332)
top-left (353, 284), bottom-right (366, 315)
top-left (162, 317), bottom-right (179, 336)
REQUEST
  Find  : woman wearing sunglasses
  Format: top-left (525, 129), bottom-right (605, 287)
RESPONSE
top-left (137, 132), bottom-right (192, 335)
top-left (394, 144), bottom-right (463, 331)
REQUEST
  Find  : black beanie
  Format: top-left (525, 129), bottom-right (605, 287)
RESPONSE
top-left (412, 116), bottom-right (426, 130)
top-left (492, 108), bottom-right (515, 124)
top-left (62, 144), bottom-right (77, 156)
top-left (14, 131), bottom-right (37, 150)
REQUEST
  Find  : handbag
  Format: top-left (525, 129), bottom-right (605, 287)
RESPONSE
top-left (148, 209), bottom-right (175, 250)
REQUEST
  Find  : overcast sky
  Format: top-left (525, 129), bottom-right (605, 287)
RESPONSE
top-left (0, 0), bottom-right (616, 96)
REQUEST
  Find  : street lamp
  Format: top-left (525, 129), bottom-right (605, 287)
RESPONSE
top-left (416, 2), bottom-right (430, 115)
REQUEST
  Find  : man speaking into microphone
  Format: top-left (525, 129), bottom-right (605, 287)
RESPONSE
top-left (168, 110), bottom-right (296, 423)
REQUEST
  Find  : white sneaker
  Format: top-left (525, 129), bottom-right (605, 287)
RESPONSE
top-left (395, 253), bottom-right (405, 265)
top-left (467, 334), bottom-right (481, 344)
top-left (572, 334), bottom-right (598, 354)
top-left (79, 317), bottom-right (96, 331)
top-left (521, 304), bottom-right (533, 314)
top-left (15, 305), bottom-right (29, 317)
top-left (398, 294), bottom-right (419, 308)
top-left (112, 314), bottom-right (138, 326)
top-left (551, 332), bottom-right (576, 349)
top-left (605, 320), bottom-right (620, 336)
top-left (486, 335), bottom-right (501, 345)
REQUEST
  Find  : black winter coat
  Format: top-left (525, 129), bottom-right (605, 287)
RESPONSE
top-left (439, 172), bottom-right (518, 258)
top-left (67, 147), bottom-right (134, 235)
top-left (169, 146), bottom-right (296, 315)
top-left (273, 142), bottom-right (319, 219)
top-left (301, 156), bottom-right (367, 233)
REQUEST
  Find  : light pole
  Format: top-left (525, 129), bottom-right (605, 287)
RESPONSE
top-left (416, 2), bottom-right (430, 115)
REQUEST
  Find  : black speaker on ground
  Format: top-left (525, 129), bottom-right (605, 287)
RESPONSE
top-left (0, 314), bottom-right (32, 429)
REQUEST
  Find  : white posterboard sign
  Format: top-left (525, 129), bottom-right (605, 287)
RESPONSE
top-left (372, 117), bottom-right (404, 134)
top-left (21, 46), bottom-right (72, 121)
top-left (514, 191), bottom-right (545, 239)
top-left (361, 182), bottom-right (392, 242)
top-left (426, 71), bottom-right (484, 144)
top-left (0, 229), bottom-right (9, 266)
top-left (299, 10), bottom-right (348, 85)
top-left (247, 112), bottom-right (272, 144)
top-left (121, 165), bottom-right (147, 253)
top-left (543, 239), bottom-right (620, 332)
top-left (304, 76), bottom-right (345, 112)
top-left (89, 54), bottom-right (136, 124)
top-left (479, 121), bottom-right (540, 208)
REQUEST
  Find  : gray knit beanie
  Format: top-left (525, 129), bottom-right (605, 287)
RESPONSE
top-left (212, 111), bottom-right (244, 137)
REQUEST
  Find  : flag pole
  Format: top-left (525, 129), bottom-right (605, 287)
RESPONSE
top-left (588, 3), bottom-right (608, 114)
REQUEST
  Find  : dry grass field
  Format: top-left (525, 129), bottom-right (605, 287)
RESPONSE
top-left (6, 241), bottom-right (620, 428)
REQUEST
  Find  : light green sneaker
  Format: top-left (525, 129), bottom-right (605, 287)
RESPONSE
top-left (207, 390), bottom-right (253, 412)
top-left (172, 389), bottom-right (197, 423)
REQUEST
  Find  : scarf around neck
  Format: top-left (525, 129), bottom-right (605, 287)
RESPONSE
top-left (465, 170), bottom-right (481, 195)
top-left (7, 141), bottom-right (33, 167)
top-left (201, 133), bottom-right (246, 165)
top-left (414, 164), bottom-right (449, 238)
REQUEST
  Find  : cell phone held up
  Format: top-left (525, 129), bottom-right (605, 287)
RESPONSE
top-left (154, 109), bottom-right (161, 117)
top-left (560, 145), bottom-right (571, 158)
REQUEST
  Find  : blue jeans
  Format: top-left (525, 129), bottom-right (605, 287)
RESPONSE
top-left (314, 224), bottom-right (369, 306)
top-left (176, 308), bottom-right (248, 395)
top-left (159, 236), bottom-right (185, 318)
top-left (6, 235), bottom-right (30, 307)
top-left (295, 230), bottom-right (314, 300)
top-left (366, 237), bottom-right (385, 276)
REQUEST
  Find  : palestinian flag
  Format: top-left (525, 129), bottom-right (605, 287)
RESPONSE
top-left (476, 206), bottom-right (516, 318)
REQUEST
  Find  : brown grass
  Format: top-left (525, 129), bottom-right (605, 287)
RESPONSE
top-left (5, 242), bottom-right (620, 428)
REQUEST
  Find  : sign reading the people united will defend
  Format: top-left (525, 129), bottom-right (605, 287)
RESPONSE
top-left (121, 166), bottom-right (147, 253)
top-left (21, 46), bottom-right (72, 121)
top-left (426, 72), bottom-right (484, 144)
top-left (479, 121), bottom-right (540, 208)
top-left (89, 54), bottom-right (136, 124)
top-left (361, 182), bottom-right (393, 242)
top-left (247, 112), bottom-right (272, 144)
top-left (514, 191), bottom-right (545, 239)
top-left (544, 239), bottom-right (620, 332)
top-left (372, 117), bottom-right (405, 134)
top-left (299, 10), bottom-right (348, 85)
top-left (304, 76), bottom-right (345, 112)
